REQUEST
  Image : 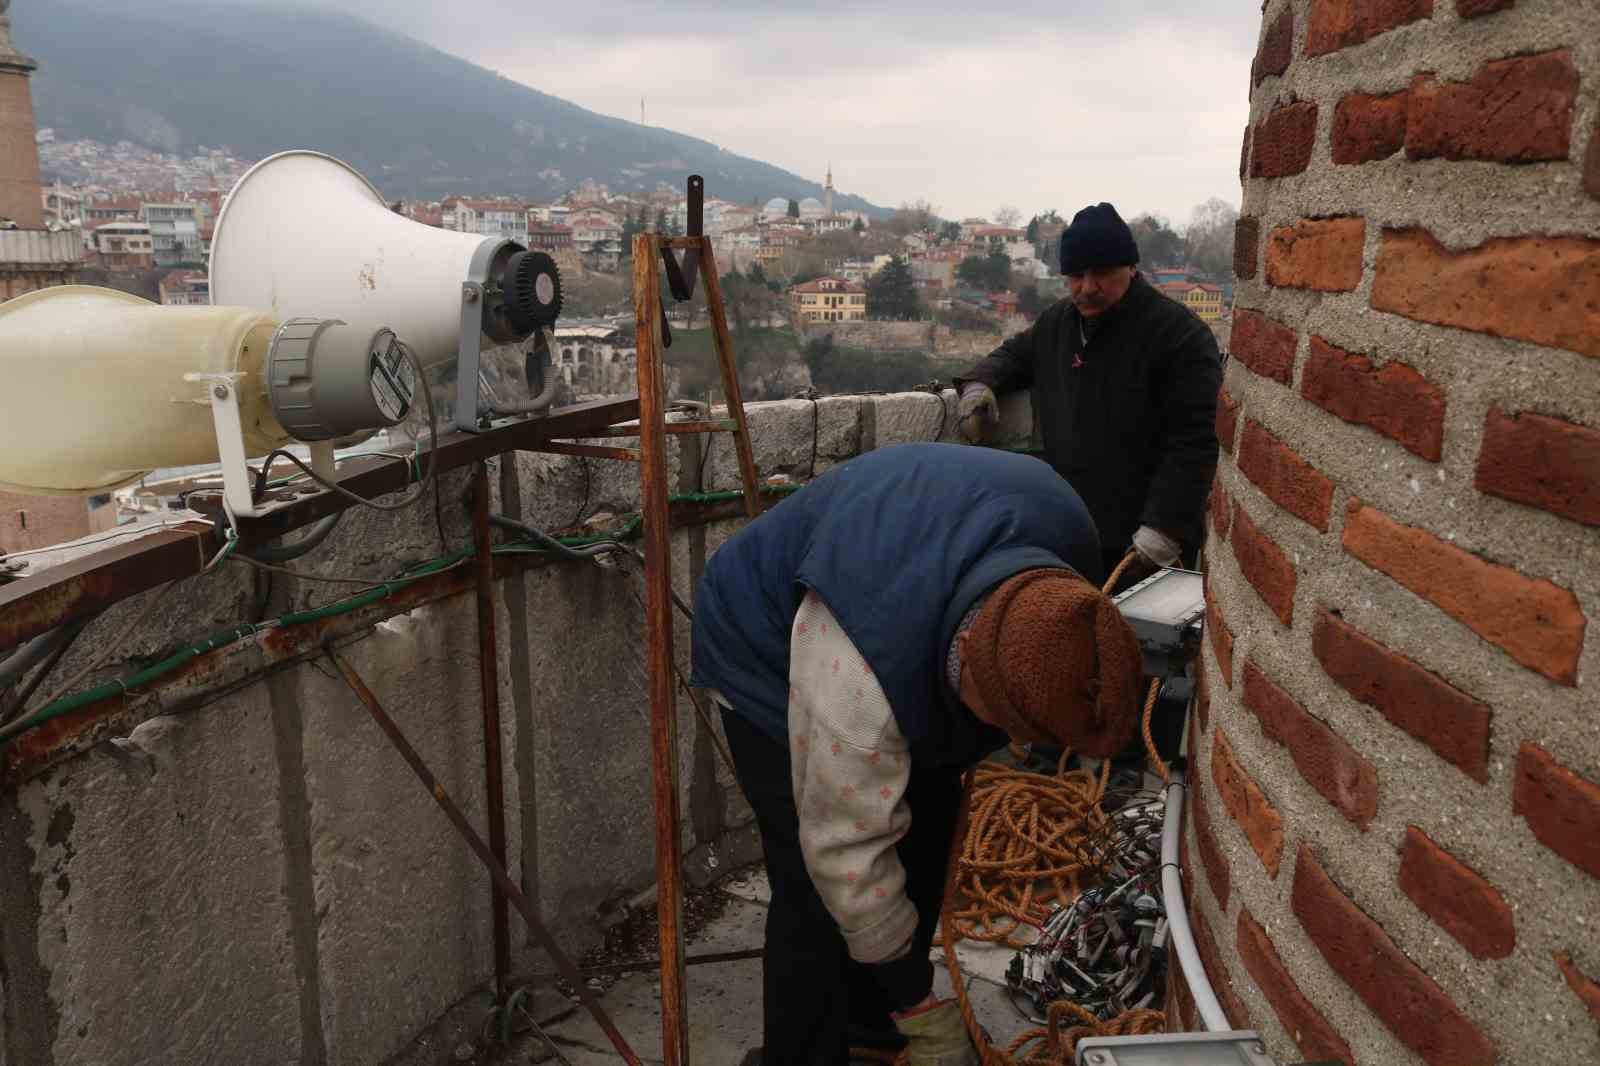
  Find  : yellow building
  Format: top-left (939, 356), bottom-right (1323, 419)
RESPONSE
top-left (1157, 280), bottom-right (1226, 322)
top-left (789, 276), bottom-right (867, 323)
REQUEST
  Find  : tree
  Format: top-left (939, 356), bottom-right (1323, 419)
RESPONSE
top-left (1017, 284), bottom-right (1044, 318)
top-left (883, 200), bottom-right (941, 237)
top-left (852, 216), bottom-right (866, 234)
top-left (787, 199), bottom-right (800, 220)
top-left (957, 250), bottom-right (1013, 291)
top-left (995, 205), bottom-right (1023, 228)
top-left (866, 255), bottom-right (921, 320)
top-left (619, 206), bottom-right (641, 260)
top-left (1025, 216), bottom-right (1040, 244)
top-left (1127, 213), bottom-right (1185, 267)
top-left (1183, 197), bottom-right (1239, 279)
top-left (939, 220), bottom-right (963, 243)
top-left (805, 334), bottom-right (935, 395)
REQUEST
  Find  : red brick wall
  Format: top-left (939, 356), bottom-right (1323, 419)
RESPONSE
top-left (1188, 3), bottom-right (1600, 1063)
top-left (0, 490), bottom-right (93, 555)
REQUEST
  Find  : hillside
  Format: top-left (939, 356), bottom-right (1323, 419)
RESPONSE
top-left (13, 0), bottom-right (883, 211)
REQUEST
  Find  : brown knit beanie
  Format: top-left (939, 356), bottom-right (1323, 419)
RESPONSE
top-left (964, 568), bottom-right (1144, 757)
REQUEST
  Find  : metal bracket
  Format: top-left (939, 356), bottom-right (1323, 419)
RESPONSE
top-left (454, 238), bottom-right (514, 435)
top-left (187, 372), bottom-right (263, 519)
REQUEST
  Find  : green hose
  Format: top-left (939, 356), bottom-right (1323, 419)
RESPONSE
top-left (0, 485), bottom-right (799, 750)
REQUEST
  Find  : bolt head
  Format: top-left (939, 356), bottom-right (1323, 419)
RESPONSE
top-left (212, 384), bottom-right (229, 399)
top-left (1251, 1043), bottom-right (1266, 1055)
top-left (1088, 1054), bottom-right (1107, 1065)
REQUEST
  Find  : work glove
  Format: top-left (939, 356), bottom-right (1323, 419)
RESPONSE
top-left (893, 999), bottom-right (980, 1066)
top-left (1132, 524), bottom-right (1182, 569)
top-left (956, 383), bottom-right (998, 444)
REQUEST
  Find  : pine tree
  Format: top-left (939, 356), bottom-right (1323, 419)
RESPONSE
top-left (866, 256), bottom-right (920, 321)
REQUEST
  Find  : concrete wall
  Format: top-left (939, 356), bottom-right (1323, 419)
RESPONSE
top-left (0, 389), bottom-right (1035, 1066)
top-left (1186, 3), bottom-right (1600, 1065)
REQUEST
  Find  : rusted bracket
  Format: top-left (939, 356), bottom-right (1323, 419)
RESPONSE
top-left (0, 398), bottom-right (640, 655)
top-left (326, 647), bottom-right (645, 1066)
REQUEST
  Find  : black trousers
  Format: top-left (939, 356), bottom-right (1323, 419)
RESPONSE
top-left (721, 707), bottom-right (964, 1066)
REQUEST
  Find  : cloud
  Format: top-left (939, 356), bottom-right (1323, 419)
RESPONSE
top-left (149, 0), bottom-right (1263, 221)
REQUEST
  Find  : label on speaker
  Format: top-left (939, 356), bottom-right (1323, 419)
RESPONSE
top-left (369, 332), bottom-right (415, 424)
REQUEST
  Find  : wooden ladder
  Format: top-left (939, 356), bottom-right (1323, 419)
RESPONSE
top-left (533, 228), bottom-right (762, 1066)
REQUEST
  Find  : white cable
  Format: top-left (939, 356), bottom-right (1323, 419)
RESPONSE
top-left (0, 516), bottom-right (205, 561)
top-left (1159, 768), bottom-right (1230, 1033)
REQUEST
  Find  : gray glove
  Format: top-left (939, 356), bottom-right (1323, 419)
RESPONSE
top-left (893, 1000), bottom-right (980, 1066)
top-left (957, 383), bottom-right (998, 444)
top-left (1132, 524), bottom-right (1182, 569)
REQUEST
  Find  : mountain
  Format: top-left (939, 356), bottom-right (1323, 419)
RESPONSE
top-left (13, 0), bottom-right (883, 213)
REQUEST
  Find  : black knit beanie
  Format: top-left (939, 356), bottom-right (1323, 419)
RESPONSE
top-left (1059, 203), bottom-right (1140, 275)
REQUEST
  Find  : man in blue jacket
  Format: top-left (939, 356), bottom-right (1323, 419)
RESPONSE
top-left (691, 443), bottom-right (1145, 1066)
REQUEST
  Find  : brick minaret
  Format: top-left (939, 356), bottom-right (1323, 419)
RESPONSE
top-left (1178, 3), bottom-right (1600, 1065)
top-left (0, 0), bottom-right (44, 228)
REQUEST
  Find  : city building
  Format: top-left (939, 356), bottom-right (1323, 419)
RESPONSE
top-left (566, 208), bottom-right (623, 272)
top-left (837, 255), bottom-right (891, 284)
top-left (158, 268), bottom-right (209, 305)
top-left (83, 196), bottom-right (143, 226)
top-left (40, 182), bottom-right (82, 227)
top-left (1155, 279), bottom-right (1225, 321)
top-left (442, 197), bottom-right (529, 244)
top-left (142, 201), bottom-right (204, 267)
top-left (788, 275), bottom-right (866, 323)
top-left (526, 222), bottom-right (573, 251)
top-left (758, 223), bottom-right (804, 266)
top-left (552, 321), bottom-right (636, 396)
top-left (90, 220), bottom-right (154, 268)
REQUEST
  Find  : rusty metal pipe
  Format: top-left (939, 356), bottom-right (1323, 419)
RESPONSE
top-left (471, 462), bottom-right (513, 1002)
top-left (325, 647), bottom-right (645, 1066)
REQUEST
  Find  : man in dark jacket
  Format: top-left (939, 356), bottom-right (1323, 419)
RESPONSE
top-left (955, 203), bottom-right (1221, 577)
top-left (691, 443), bottom-right (1145, 1066)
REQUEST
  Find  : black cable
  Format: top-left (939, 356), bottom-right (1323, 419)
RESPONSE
top-left (0, 620), bottom-right (90, 724)
top-left (489, 513), bottom-right (623, 562)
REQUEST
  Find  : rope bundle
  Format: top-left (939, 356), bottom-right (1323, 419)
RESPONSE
top-left (947, 759), bottom-right (1110, 948)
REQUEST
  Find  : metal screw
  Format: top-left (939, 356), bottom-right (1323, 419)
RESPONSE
top-left (1087, 1054), bottom-right (1108, 1065)
top-left (1251, 1043), bottom-right (1266, 1055)
top-left (212, 385), bottom-right (229, 399)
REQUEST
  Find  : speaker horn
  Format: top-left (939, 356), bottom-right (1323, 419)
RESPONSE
top-left (210, 151), bottom-right (562, 433)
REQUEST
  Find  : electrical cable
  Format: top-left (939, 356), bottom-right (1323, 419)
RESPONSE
top-left (0, 517), bottom-right (205, 562)
top-left (0, 620), bottom-right (91, 725)
top-left (245, 513), bottom-right (343, 563)
top-left (488, 513), bottom-right (625, 561)
top-left (7, 582), bottom-right (182, 735)
top-left (0, 487), bottom-right (800, 750)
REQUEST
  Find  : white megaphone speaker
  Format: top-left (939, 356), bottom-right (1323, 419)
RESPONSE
top-left (210, 151), bottom-right (564, 435)
top-left (0, 285), bottom-right (424, 517)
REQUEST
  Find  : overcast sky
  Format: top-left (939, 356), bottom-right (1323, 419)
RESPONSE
top-left (276, 1), bottom-right (1258, 224)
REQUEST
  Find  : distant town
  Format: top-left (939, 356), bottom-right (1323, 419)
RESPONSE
top-left (25, 134), bottom-right (1237, 337)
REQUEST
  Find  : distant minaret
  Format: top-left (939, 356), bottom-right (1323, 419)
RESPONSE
top-left (824, 163), bottom-right (834, 216)
top-left (0, 0), bottom-right (46, 228)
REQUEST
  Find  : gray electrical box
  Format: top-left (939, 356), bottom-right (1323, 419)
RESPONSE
top-left (266, 318), bottom-right (415, 442)
top-left (1076, 1031), bottom-right (1281, 1065)
top-left (1113, 568), bottom-right (1206, 679)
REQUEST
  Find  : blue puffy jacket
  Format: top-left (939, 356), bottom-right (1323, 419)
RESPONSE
top-left (690, 443), bottom-right (1102, 767)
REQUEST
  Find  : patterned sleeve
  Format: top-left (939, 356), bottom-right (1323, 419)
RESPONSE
top-left (788, 589), bottom-right (918, 964)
